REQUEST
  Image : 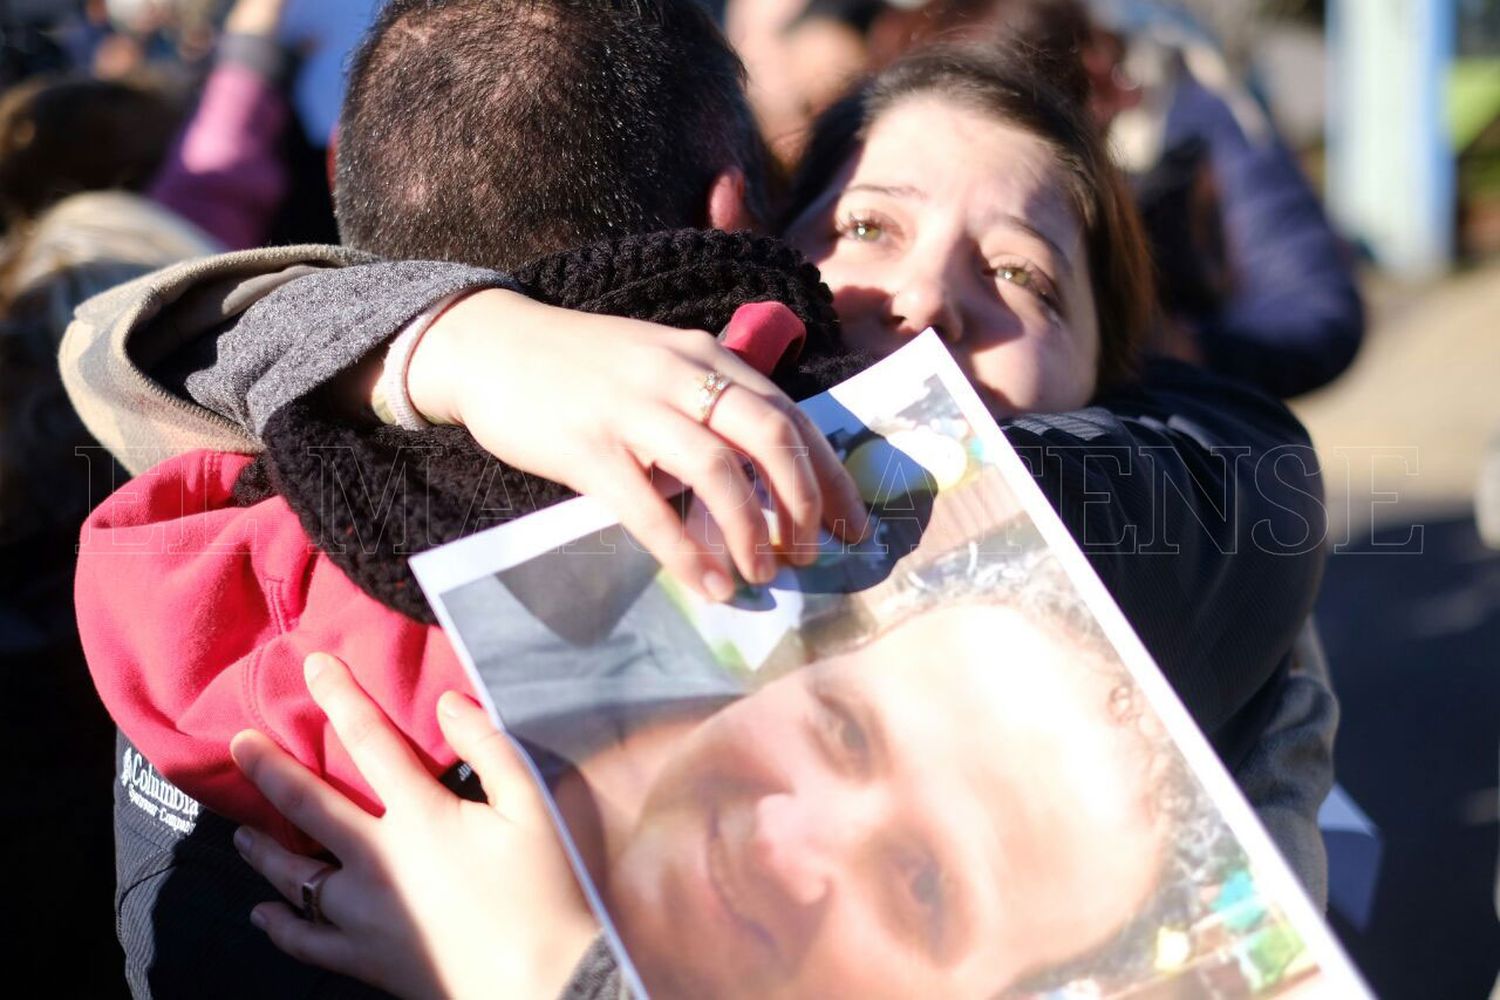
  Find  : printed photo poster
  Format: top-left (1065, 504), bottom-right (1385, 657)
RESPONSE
top-left (411, 333), bottom-right (1369, 1000)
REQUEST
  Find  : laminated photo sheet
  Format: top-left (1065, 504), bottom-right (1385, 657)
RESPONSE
top-left (411, 333), bottom-right (1369, 999)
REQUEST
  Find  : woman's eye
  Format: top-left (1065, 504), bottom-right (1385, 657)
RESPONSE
top-left (839, 215), bottom-right (885, 243)
top-left (997, 265), bottom-right (1033, 289)
top-left (992, 262), bottom-right (1060, 311)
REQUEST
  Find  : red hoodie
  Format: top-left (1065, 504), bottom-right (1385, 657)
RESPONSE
top-left (76, 302), bottom-right (807, 846)
top-left (77, 447), bottom-right (467, 846)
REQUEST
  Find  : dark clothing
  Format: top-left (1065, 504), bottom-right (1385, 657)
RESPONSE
top-left (1007, 356), bottom-right (1326, 758)
top-left (2, 530), bottom-right (128, 997)
top-left (1143, 75), bottom-right (1365, 398)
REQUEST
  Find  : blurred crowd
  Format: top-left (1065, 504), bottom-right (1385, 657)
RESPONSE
top-left (0, 0), bottom-right (1379, 995)
top-left (0, 4), bottom-right (340, 993)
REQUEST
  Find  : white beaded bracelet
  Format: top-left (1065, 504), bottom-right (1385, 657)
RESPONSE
top-left (370, 292), bottom-right (465, 429)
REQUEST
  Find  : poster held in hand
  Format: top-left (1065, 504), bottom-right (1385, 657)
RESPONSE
top-left (413, 332), bottom-right (1369, 1000)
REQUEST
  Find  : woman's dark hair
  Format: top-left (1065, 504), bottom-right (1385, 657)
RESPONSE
top-left (0, 75), bottom-right (181, 228)
top-left (784, 40), bottom-right (1155, 392)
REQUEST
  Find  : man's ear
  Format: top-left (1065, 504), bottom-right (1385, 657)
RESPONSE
top-left (706, 168), bottom-right (754, 232)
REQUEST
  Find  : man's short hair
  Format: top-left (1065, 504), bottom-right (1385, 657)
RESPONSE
top-left (335, 0), bottom-right (767, 269)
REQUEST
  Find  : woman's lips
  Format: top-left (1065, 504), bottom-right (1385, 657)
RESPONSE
top-left (706, 807), bottom-right (780, 964)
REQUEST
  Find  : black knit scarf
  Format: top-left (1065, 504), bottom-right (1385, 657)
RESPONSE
top-left (244, 229), bottom-right (871, 623)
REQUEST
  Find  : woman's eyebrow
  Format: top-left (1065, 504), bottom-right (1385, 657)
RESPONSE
top-left (839, 185), bottom-right (1076, 276)
top-left (982, 212), bottom-right (1074, 276)
top-left (840, 182), bottom-right (927, 201)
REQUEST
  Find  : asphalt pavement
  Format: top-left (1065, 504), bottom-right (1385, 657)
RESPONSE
top-left (1291, 262), bottom-right (1500, 1000)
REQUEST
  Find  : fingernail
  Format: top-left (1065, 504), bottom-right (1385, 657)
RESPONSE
top-left (702, 568), bottom-right (735, 602)
top-left (438, 691), bottom-right (462, 718)
top-left (756, 552), bottom-right (777, 584)
top-left (303, 653), bottom-right (326, 684)
top-left (764, 510), bottom-right (784, 550)
top-left (249, 907), bottom-right (268, 931)
top-left (233, 827), bottom-right (252, 858)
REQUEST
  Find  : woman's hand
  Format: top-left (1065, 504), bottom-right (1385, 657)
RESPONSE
top-left (405, 289), bottom-right (868, 601)
top-left (230, 653), bottom-right (598, 1000)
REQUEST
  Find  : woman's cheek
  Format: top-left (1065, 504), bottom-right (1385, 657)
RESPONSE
top-left (969, 339), bottom-right (1044, 413)
top-left (1034, 339), bottom-right (1097, 412)
top-left (973, 334), bottom-right (1096, 415)
top-left (828, 281), bottom-right (897, 341)
top-left (1017, 314), bottom-right (1098, 411)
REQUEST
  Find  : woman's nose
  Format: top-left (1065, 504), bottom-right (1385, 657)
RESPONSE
top-left (887, 270), bottom-right (963, 345)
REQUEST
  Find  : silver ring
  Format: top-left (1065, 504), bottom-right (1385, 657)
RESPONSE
top-left (300, 864), bottom-right (338, 926)
top-left (694, 370), bottom-right (732, 425)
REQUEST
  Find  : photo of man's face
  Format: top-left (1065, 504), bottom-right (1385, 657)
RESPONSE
top-left (422, 344), bottom-right (1345, 1000)
top-left (603, 603), bottom-right (1167, 999)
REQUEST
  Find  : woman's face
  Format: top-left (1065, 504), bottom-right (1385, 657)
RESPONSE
top-left (786, 96), bottom-right (1101, 417)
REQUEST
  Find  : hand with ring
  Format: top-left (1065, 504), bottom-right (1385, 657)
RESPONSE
top-left (402, 288), bottom-right (870, 602)
top-left (231, 653), bottom-right (598, 1000)
top-left (299, 863), bottom-right (337, 926)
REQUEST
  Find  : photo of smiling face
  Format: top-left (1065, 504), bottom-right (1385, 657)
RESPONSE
top-left (603, 602), bottom-right (1165, 999)
top-left (785, 95), bottom-right (1102, 417)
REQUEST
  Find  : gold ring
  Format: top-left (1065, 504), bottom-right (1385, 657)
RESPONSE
top-left (695, 370), bottom-right (732, 424)
top-left (300, 864), bottom-right (338, 926)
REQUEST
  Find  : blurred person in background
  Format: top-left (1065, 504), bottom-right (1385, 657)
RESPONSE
top-left (724, 0), bottom-right (869, 164)
top-left (1080, 0), bottom-right (1364, 398)
top-left (0, 0), bottom-right (314, 558)
top-left (165, 0), bottom-right (344, 245)
top-left (59, 0), bottom-right (344, 243)
top-left (726, 0), bottom-right (1365, 399)
top-left (148, 0), bottom-right (301, 249)
top-left (723, 0), bottom-right (1014, 164)
top-left (0, 0), bottom-right (308, 987)
top-left (0, 0), bottom-right (74, 87)
top-left (0, 69), bottom-right (207, 996)
top-left (62, 0), bottom-right (223, 80)
top-left (0, 74), bottom-right (182, 229)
